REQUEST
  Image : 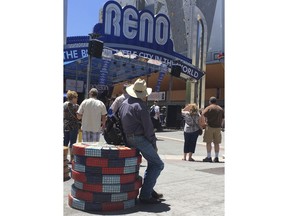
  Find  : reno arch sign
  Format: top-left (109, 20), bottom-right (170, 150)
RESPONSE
top-left (104, 2), bottom-right (170, 46)
top-left (92, 1), bottom-right (205, 80)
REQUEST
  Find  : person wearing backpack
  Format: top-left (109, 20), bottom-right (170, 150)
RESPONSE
top-left (103, 83), bottom-right (130, 145)
top-left (108, 83), bottom-right (130, 117)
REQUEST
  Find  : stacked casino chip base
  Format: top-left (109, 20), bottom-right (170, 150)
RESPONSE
top-left (64, 146), bottom-right (70, 181)
top-left (68, 142), bottom-right (142, 212)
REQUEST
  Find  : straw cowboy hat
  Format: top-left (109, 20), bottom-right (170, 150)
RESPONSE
top-left (126, 78), bottom-right (152, 98)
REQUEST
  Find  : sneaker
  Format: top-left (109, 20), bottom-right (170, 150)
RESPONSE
top-left (213, 157), bottom-right (219, 163)
top-left (152, 190), bottom-right (163, 199)
top-left (203, 157), bottom-right (212, 162)
top-left (139, 197), bottom-right (161, 204)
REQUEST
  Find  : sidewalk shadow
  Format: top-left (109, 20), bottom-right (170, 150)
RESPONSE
top-left (192, 160), bottom-right (225, 163)
top-left (84, 200), bottom-right (171, 215)
top-left (180, 160), bottom-right (225, 164)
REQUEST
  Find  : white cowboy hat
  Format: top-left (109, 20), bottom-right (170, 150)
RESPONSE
top-left (126, 78), bottom-right (152, 98)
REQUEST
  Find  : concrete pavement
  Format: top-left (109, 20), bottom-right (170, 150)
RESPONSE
top-left (64, 129), bottom-right (225, 216)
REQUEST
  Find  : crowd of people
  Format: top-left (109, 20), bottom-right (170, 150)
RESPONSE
top-left (63, 79), bottom-right (224, 204)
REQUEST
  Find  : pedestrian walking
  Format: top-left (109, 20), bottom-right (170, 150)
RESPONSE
top-left (181, 103), bottom-right (202, 161)
top-left (119, 78), bottom-right (164, 204)
top-left (63, 90), bottom-right (80, 163)
top-left (202, 96), bottom-right (225, 162)
top-left (76, 88), bottom-right (107, 142)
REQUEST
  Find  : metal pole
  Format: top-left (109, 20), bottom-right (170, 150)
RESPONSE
top-left (86, 35), bottom-right (92, 98)
top-left (63, 0), bottom-right (68, 45)
top-left (86, 55), bottom-right (92, 98)
top-left (199, 78), bottom-right (202, 108)
top-left (194, 81), bottom-right (198, 104)
top-left (75, 61), bottom-right (78, 92)
top-left (168, 74), bottom-right (173, 104)
top-left (146, 74), bottom-right (149, 106)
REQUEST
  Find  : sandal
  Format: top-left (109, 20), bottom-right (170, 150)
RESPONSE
top-left (188, 158), bottom-right (195, 161)
top-left (182, 158), bottom-right (186, 161)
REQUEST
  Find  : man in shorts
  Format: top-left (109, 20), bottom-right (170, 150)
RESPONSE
top-left (202, 96), bottom-right (224, 162)
top-left (77, 88), bottom-right (107, 142)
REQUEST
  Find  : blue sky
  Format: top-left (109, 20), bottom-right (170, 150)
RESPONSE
top-left (67, 0), bottom-right (109, 36)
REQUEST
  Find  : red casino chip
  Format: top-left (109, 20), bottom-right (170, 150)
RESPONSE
top-left (73, 176), bottom-right (142, 193)
top-left (68, 193), bottom-right (136, 212)
top-left (72, 143), bottom-right (137, 158)
top-left (71, 170), bottom-right (138, 184)
top-left (71, 184), bottom-right (139, 202)
top-left (74, 155), bottom-right (142, 167)
top-left (72, 162), bottom-right (140, 174)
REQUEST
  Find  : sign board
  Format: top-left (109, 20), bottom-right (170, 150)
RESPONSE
top-left (93, 1), bottom-right (204, 80)
top-left (64, 48), bottom-right (88, 62)
top-left (65, 79), bottom-right (84, 93)
top-left (147, 92), bottom-right (166, 101)
top-left (64, 1), bottom-right (205, 82)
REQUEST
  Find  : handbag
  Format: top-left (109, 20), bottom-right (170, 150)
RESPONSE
top-left (66, 102), bottom-right (81, 129)
top-left (191, 114), bottom-right (203, 135)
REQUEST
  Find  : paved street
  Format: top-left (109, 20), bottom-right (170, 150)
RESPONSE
top-left (64, 129), bottom-right (225, 216)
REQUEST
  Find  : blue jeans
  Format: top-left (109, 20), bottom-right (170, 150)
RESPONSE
top-left (125, 135), bottom-right (164, 199)
top-left (82, 131), bottom-right (101, 142)
top-left (64, 128), bottom-right (78, 148)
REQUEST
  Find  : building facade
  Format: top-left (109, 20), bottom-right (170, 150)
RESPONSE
top-left (112, 0), bottom-right (224, 108)
top-left (64, 0), bottom-right (224, 110)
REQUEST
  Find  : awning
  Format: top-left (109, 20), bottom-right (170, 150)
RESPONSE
top-left (63, 50), bottom-right (167, 86)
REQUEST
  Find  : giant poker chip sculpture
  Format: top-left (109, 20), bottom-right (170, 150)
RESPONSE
top-left (68, 142), bottom-right (142, 212)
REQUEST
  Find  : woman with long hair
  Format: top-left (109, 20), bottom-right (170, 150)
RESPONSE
top-left (181, 103), bottom-right (202, 161)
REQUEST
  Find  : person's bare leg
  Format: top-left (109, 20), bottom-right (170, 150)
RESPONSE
top-left (203, 142), bottom-right (212, 162)
top-left (188, 152), bottom-right (193, 161)
top-left (183, 153), bottom-right (187, 160)
top-left (214, 143), bottom-right (220, 158)
top-left (206, 142), bottom-right (212, 158)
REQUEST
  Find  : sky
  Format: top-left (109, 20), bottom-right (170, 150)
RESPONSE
top-left (67, 0), bottom-right (109, 36)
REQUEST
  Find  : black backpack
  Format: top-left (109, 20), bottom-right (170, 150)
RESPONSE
top-left (150, 105), bottom-right (155, 117)
top-left (103, 111), bottom-right (124, 145)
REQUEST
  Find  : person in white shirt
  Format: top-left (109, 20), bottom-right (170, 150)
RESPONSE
top-left (150, 100), bottom-right (161, 131)
top-left (77, 88), bottom-right (107, 142)
top-left (108, 83), bottom-right (130, 116)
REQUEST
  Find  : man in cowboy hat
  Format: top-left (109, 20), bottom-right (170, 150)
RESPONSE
top-left (119, 78), bottom-right (164, 204)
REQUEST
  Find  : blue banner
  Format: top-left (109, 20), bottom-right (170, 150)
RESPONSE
top-left (64, 47), bottom-right (88, 62)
